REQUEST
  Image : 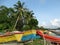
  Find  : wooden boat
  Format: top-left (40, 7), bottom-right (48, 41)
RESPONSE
top-left (22, 30), bottom-right (39, 41)
top-left (0, 34), bottom-right (15, 43)
top-left (0, 31), bottom-right (23, 43)
top-left (0, 30), bottom-right (41, 43)
top-left (13, 31), bottom-right (23, 42)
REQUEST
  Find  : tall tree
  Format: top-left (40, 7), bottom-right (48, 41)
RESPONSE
top-left (0, 6), bottom-right (10, 30)
top-left (0, 1), bottom-right (39, 31)
top-left (0, 6), bottom-right (16, 31)
top-left (13, 1), bottom-right (26, 31)
top-left (13, 1), bottom-right (34, 31)
top-left (28, 18), bottom-right (38, 29)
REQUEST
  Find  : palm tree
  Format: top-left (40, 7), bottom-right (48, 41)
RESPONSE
top-left (13, 1), bottom-right (35, 31)
top-left (13, 1), bottom-right (26, 31)
top-left (22, 10), bottom-right (34, 30)
top-left (24, 10), bottom-right (34, 25)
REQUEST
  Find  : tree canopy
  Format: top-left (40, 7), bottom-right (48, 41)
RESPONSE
top-left (0, 1), bottom-right (38, 31)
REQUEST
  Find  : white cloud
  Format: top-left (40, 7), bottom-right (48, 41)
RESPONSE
top-left (51, 19), bottom-right (60, 27)
top-left (40, 18), bottom-right (60, 28)
top-left (40, 22), bottom-right (50, 28)
top-left (41, 22), bottom-right (46, 26)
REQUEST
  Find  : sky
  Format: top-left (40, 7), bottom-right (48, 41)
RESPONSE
top-left (0, 0), bottom-right (60, 28)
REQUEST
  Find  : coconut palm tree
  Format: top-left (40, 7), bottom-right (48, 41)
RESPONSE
top-left (13, 1), bottom-right (26, 31)
top-left (13, 1), bottom-right (35, 31)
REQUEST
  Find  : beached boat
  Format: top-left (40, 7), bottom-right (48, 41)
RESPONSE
top-left (0, 31), bottom-right (23, 43)
top-left (13, 31), bottom-right (23, 42)
top-left (0, 30), bottom-right (41, 43)
top-left (21, 30), bottom-right (40, 41)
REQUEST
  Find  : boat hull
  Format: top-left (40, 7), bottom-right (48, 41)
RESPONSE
top-left (0, 33), bottom-right (23, 43)
top-left (22, 30), bottom-right (40, 41)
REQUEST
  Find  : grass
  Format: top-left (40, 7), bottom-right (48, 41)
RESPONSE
top-left (26, 38), bottom-right (43, 45)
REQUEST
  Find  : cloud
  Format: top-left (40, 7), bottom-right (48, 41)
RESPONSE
top-left (40, 18), bottom-right (60, 28)
top-left (41, 22), bottom-right (46, 26)
top-left (51, 19), bottom-right (60, 27)
top-left (40, 21), bottom-right (50, 28)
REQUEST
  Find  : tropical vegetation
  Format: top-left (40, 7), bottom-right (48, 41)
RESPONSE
top-left (0, 1), bottom-right (38, 32)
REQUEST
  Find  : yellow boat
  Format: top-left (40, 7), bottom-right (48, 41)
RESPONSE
top-left (14, 32), bottom-right (23, 42)
top-left (0, 31), bottom-right (23, 43)
top-left (0, 34), bottom-right (16, 43)
top-left (23, 30), bottom-right (36, 36)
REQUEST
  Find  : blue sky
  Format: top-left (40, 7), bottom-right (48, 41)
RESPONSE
top-left (0, 0), bottom-right (60, 28)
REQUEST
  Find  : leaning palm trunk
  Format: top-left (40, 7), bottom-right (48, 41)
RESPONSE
top-left (13, 16), bottom-right (19, 31)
